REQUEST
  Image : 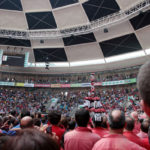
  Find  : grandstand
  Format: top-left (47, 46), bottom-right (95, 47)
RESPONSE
top-left (0, 0), bottom-right (150, 150)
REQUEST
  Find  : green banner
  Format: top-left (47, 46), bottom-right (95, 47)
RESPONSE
top-left (71, 84), bottom-right (82, 87)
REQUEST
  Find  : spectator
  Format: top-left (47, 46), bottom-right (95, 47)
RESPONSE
top-left (123, 116), bottom-right (144, 148)
top-left (92, 114), bottom-right (108, 137)
top-left (64, 109), bottom-right (100, 150)
top-left (137, 61), bottom-right (150, 116)
top-left (3, 129), bottom-right (59, 150)
top-left (20, 116), bottom-right (34, 129)
top-left (92, 110), bottom-right (145, 150)
top-left (131, 111), bottom-right (140, 134)
top-left (137, 120), bottom-right (149, 139)
top-left (48, 110), bottom-right (65, 145)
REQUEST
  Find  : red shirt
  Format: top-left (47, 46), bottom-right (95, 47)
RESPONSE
top-left (137, 131), bottom-right (148, 139)
top-left (133, 122), bottom-right (140, 134)
top-left (142, 138), bottom-right (150, 150)
top-left (92, 127), bottom-right (109, 137)
top-left (123, 131), bottom-right (144, 148)
top-left (52, 125), bottom-right (65, 144)
top-left (64, 127), bottom-right (100, 150)
top-left (92, 133), bottom-right (146, 150)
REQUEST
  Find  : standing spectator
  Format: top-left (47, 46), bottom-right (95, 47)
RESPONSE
top-left (64, 109), bottom-right (100, 150)
top-left (92, 110), bottom-right (145, 150)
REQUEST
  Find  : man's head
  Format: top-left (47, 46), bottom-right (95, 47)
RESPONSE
top-left (125, 117), bottom-right (135, 131)
top-left (48, 111), bottom-right (61, 126)
top-left (20, 110), bottom-right (30, 119)
top-left (141, 120), bottom-right (149, 133)
top-left (108, 110), bottom-right (125, 130)
top-left (137, 61), bottom-right (150, 116)
top-left (20, 116), bottom-right (34, 129)
top-left (4, 129), bottom-right (59, 150)
top-left (75, 109), bottom-right (90, 127)
top-left (130, 111), bottom-right (138, 122)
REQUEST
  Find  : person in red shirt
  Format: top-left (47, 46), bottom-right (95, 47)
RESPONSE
top-left (92, 114), bottom-right (108, 137)
top-left (48, 110), bottom-right (65, 145)
top-left (64, 109), bottom-right (100, 150)
top-left (92, 110), bottom-right (145, 150)
top-left (130, 111), bottom-right (140, 134)
top-left (123, 116), bottom-right (145, 148)
top-left (137, 120), bottom-right (149, 139)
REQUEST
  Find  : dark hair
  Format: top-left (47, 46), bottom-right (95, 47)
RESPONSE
top-left (141, 121), bottom-right (149, 133)
top-left (0, 136), bottom-right (10, 150)
top-left (21, 110), bottom-right (30, 119)
top-left (10, 110), bottom-right (17, 117)
top-left (33, 118), bottom-right (41, 127)
top-left (60, 118), bottom-right (68, 129)
top-left (75, 109), bottom-right (90, 127)
top-left (137, 61), bottom-right (150, 106)
top-left (48, 111), bottom-right (61, 125)
top-left (3, 129), bottom-right (59, 150)
top-left (125, 117), bottom-right (135, 131)
top-left (108, 110), bottom-right (125, 130)
top-left (68, 120), bottom-right (76, 130)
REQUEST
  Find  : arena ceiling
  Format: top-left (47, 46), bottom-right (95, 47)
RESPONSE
top-left (0, 0), bottom-right (150, 74)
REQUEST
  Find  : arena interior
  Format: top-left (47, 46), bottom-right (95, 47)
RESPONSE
top-left (0, 0), bottom-right (150, 150)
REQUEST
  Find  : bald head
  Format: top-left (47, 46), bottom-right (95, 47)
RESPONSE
top-left (108, 110), bottom-right (125, 130)
top-left (131, 111), bottom-right (138, 121)
top-left (141, 120), bottom-right (150, 133)
top-left (20, 116), bottom-right (33, 129)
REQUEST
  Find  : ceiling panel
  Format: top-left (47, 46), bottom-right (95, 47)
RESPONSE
top-left (94, 21), bottom-right (134, 42)
top-left (34, 48), bottom-right (68, 62)
top-left (0, 10), bottom-right (27, 30)
top-left (100, 33), bottom-right (142, 57)
top-left (82, 0), bottom-right (120, 21)
top-left (49, 0), bottom-right (78, 9)
top-left (53, 4), bottom-right (89, 29)
top-left (26, 11), bottom-right (57, 30)
top-left (0, 37), bottom-right (31, 47)
top-left (65, 42), bottom-right (103, 61)
top-left (63, 33), bottom-right (96, 46)
top-left (21, 0), bottom-right (52, 12)
top-left (130, 10), bottom-right (150, 30)
top-left (0, 0), bottom-right (22, 11)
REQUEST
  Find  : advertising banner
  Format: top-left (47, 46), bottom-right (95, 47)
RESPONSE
top-left (24, 83), bottom-right (34, 87)
top-left (71, 84), bottom-right (82, 87)
top-left (51, 84), bottom-right (61, 88)
top-left (61, 84), bottom-right (71, 88)
top-left (16, 83), bottom-right (24, 87)
top-left (94, 82), bottom-right (102, 86)
top-left (0, 82), bottom-right (15, 86)
top-left (34, 84), bottom-right (51, 87)
top-left (81, 83), bottom-right (91, 87)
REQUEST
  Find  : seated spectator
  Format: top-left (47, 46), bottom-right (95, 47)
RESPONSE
top-left (64, 109), bottom-right (100, 150)
top-left (4, 129), bottom-right (59, 150)
top-left (123, 117), bottom-right (144, 148)
top-left (92, 114), bottom-right (108, 137)
top-left (137, 120), bottom-right (149, 139)
top-left (92, 110), bottom-right (145, 150)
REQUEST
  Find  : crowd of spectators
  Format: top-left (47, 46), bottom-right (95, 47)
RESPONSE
top-left (0, 62), bottom-right (150, 150)
top-left (0, 67), bottom-right (138, 84)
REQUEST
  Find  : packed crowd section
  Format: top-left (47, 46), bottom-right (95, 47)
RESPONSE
top-left (0, 66), bottom-right (139, 84)
top-left (0, 62), bottom-right (150, 150)
top-left (0, 85), bottom-right (140, 117)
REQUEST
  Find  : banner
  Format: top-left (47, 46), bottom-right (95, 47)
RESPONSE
top-left (81, 83), bottom-right (91, 87)
top-left (61, 84), bottom-right (71, 88)
top-left (51, 84), bottom-right (61, 88)
top-left (94, 82), bottom-right (102, 86)
top-left (34, 84), bottom-right (51, 87)
top-left (0, 82), bottom-right (15, 86)
top-left (16, 83), bottom-right (24, 87)
top-left (24, 83), bottom-right (34, 87)
top-left (71, 84), bottom-right (82, 87)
